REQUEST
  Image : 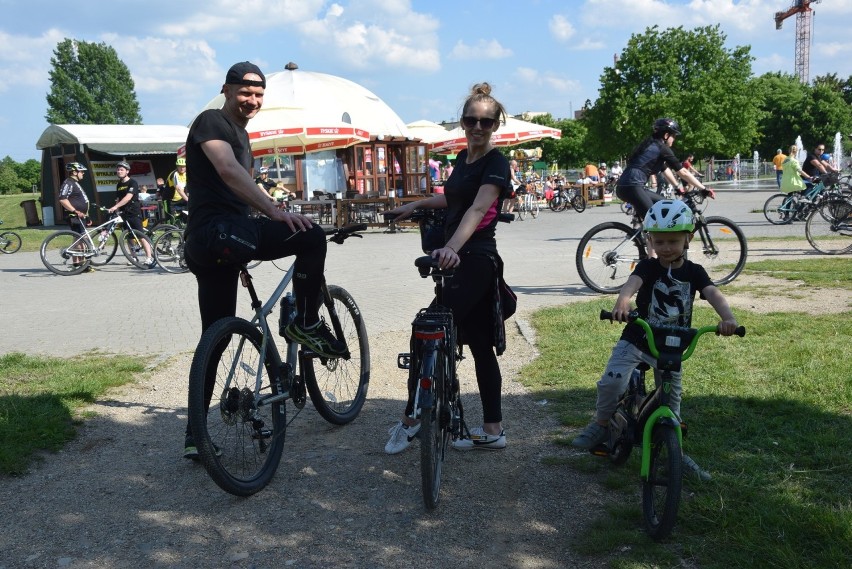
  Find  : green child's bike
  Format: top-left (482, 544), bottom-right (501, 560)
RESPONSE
top-left (591, 310), bottom-right (745, 540)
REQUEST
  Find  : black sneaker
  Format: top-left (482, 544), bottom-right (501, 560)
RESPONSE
top-left (284, 318), bottom-right (348, 358)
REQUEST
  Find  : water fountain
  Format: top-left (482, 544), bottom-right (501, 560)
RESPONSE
top-left (833, 132), bottom-right (842, 170)
top-left (753, 150), bottom-right (759, 180)
top-left (794, 136), bottom-right (806, 163)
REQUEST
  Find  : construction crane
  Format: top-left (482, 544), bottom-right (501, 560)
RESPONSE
top-left (774, 0), bottom-right (821, 83)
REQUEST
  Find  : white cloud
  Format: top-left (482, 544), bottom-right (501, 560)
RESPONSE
top-left (449, 39), bottom-right (512, 60)
top-left (514, 67), bottom-right (580, 94)
top-left (549, 15), bottom-right (576, 42)
top-left (0, 28), bottom-right (67, 92)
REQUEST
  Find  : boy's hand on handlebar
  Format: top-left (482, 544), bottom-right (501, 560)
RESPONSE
top-left (717, 318), bottom-right (739, 336)
top-left (610, 297), bottom-right (634, 323)
top-left (431, 246), bottom-right (459, 270)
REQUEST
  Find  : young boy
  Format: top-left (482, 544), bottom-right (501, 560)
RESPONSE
top-left (571, 200), bottom-right (739, 480)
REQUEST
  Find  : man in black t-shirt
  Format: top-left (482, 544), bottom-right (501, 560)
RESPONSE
top-left (109, 161), bottom-right (153, 266)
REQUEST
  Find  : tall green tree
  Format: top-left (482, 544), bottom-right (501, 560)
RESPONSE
top-left (0, 157), bottom-right (42, 194)
top-left (583, 25), bottom-right (759, 160)
top-left (519, 114), bottom-right (589, 169)
top-left (751, 72), bottom-right (808, 157)
top-left (45, 38), bottom-right (142, 124)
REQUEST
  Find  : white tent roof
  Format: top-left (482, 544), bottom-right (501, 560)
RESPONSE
top-left (36, 124), bottom-right (189, 155)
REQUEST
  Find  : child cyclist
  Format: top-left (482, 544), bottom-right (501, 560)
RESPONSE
top-left (571, 200), bottom-right (739, 480)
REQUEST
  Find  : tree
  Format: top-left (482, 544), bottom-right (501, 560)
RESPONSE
top-left (751, 73), bottom-right (809, 158)
top-left (520, 114), bottom-right (589, 169)
top-left (45, 38), bottom-right (142, 125)
top-left (0, 157), bottom-right (41, 194)
top-left (583, 25), bottom-right (759, 160)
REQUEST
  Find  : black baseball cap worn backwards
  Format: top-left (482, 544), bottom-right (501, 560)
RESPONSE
top-left (224, 61), bottom-right (266, 89)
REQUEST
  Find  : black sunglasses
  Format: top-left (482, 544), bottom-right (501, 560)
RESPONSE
top-left (462, 116), bottom-right (497, 129)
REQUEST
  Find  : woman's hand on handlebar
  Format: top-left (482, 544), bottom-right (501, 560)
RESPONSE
top-left (384, 202), bottom-right (416, 222)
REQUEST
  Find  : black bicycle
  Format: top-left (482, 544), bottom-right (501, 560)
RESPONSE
top-left (0, 219), bottom-right (22, 254)
top-left (576, 188), bottom-right (747, 293)
top-left (187, 224), bottom-right (370, 496)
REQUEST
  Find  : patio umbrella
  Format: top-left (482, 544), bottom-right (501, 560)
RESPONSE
top-left (405, 120), bottom-right (453, 145)
top-left (429, 116), bottom-right (562, 154)
top-left (198, 62), bottom-right (409, 157)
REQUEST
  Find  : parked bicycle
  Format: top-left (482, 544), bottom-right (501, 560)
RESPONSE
top-left (187, 223), bottom-right (370, 496)
top-left (592, 309), bottom-right (745, 540)
top-left (804, 197), bottom-right (852, 255)
top-left (548, 185), bottom-right (587, 213)
top-left (0, 219), bottom-right (22, 254)
top-left (516, 184), bottom-right (540, 220)
top-left (39, 208), bottom-right (155, 275)
top-left (576, 188), bottom-right (747, 293)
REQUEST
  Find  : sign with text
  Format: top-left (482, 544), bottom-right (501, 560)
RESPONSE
top-left (91, 160), bottom-right (157, 193)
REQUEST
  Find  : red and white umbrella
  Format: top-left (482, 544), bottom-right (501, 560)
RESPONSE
top-left (198, 63), bottom-right (409, 157)
top-left (405, 120), bottom-right (453, 145)
top-left (429, 117), bottom-right (562, 154)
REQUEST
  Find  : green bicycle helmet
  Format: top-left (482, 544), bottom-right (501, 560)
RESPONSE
top-left (66, 162), bottom-right (87, 172)
top-left (644, 200), bottom-right (694, 233)
top-left (176, 157), bottom-right (186, 166)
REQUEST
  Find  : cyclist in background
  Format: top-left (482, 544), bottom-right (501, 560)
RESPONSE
top-left (165, 157), bottom-right (189, 214)
top-left (109, 161), bottom-right (154, 267)
top-left (58, 162), bottom-right (92, 271)
top-left (571, 200), bottom-right (739, 481)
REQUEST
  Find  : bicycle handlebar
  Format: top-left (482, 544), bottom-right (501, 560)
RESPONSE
top-left (383, 209), bottom-right (514, 224)
top-left (326, 223), bottom-right (368, 244)
top-left (599, 309), bottom-right (745, 360)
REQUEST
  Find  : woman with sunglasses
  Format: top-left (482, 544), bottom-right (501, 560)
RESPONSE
top-left (384, 82), bottom-right (513, 454)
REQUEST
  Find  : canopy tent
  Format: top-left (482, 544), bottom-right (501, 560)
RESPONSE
top-left (428, 117), bottom-right (562, 154)
top-left (36, 124), bottom-right (189, 155)
top-left (198, 62), bottom-right (409, 157)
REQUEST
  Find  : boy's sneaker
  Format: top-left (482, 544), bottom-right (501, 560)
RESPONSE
top-left (571, 422), bottom-right (608, 449)
top-left (451, 426), bottom-right (506, 451)
top-left (385, 421), bottom-right (421, 454)
top-left (183, 435), bottom-right (199, 461)
top-left (682, 454), bottom-right (712, 482)
top-left (144, 257), bottom-right (155, 267)
top-left (284, 319), bottom-right (348, 358)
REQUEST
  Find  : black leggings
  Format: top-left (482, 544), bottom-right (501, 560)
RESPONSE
top-left (404, 253), bottom-right (503, 424)
top-left (185, 216), bottom-right (327, 332)
top-left (615, 183), bottom-right (665, 219)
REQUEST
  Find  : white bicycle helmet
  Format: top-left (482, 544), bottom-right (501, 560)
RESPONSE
top-left (644, 200), bottom-right (694, 233)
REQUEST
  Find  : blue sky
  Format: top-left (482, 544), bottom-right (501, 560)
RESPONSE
top-left (1, 0), bottom-right (851, 162)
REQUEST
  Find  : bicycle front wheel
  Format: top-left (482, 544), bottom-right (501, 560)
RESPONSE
top-left (0, 231), bottom-right (22, 254)
top-left (188, 317), bottom-right (286, 496)
top-left (693, 216), bottom-right (747, 286)
top-left (576, 222), bottom-right (644, 294)
top-left (40, 230), bottom-right (90, 275)
top-left (642, 425), bottom-right (682, 541)
top-left (87, 231), bottom-right (118, 266)
top-left (762, 193), bottom-right (796, 225)
top-left (119, 229), bottom-right (154, 269)
top-left (572, 194), bottom-right (587, 213)
top-left (530, 198), bottom-right (540, 218)
top-left (805, 199), bottom-right (852, 255)
top-left (516, 201), bottom-right (526, 221)
top-left (154, 229), bottom-right (189, 273)
top-left (549, 194), bottom-right (566, 212)
top-left (303, 285), bottom-right (370, 425)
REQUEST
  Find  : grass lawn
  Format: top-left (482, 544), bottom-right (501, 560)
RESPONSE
top-left (521, 258), bottom-right (852, 568)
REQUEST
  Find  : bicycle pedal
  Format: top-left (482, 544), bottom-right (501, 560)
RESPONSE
top-left (589, 444), bottom-right (609, 457)
top-left (397, 353), bottom-right (411, 369)
top-left (252, 428), bottom-right (273, 440)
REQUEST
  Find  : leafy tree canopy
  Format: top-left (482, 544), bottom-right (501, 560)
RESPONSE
top-left (583, 25), bottom-right (758, 160)
top-left (45, 38), bottom-right (142, 125)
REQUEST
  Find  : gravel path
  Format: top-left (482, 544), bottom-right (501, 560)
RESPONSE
top-left (0, 321), bottom-right (609, 569)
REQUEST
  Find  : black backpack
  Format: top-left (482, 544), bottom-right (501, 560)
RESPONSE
top-left (160, 170), bottom-right (177, 201)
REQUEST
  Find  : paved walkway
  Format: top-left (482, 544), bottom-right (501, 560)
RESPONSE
top-left (0, 179), bottom-right (805, 358)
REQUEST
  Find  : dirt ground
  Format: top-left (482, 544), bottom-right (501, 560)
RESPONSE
top-left (0, 264), bottom-right (848, 569)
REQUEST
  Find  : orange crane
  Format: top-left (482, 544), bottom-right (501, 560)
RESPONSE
top-left (774, 0), bottom-right (821, 83)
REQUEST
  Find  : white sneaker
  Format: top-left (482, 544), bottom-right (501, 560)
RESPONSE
top-left (452, 426), bottom-right (506, 451)
top-left (385, 421), bottom-right (420, 454)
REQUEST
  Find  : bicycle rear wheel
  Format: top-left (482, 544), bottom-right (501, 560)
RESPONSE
top-left (805, 199), bottom-right (852, 255)
top-left (642, 425), bottom-right (682, 541)
top-left (762, 193), bottom-right (796, 225)
top-left (40, 230), bottom-right (90, 275)
top-left (530, 198), bottom-right (540, 218)
top-left (693, 216), bottom-right (747, 286)
top-left (119, 229), bottom-right (154, 269)
top-left (576, 222), bottom-right (644, 294)
top-left (154, 229), bottom-right (189, 273)
top-left (516, 200), bottom-right (526, 221)
top-left (0, 231), bottom-right (22, 254)
top-left (572, 194), bottom-right (587, 213)
top-left (188, 317), bottom-right (286, 496)
top-left (418, 347), bottom-right (448, 510)
top-left (303, 285), bottom-right (370, 425)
